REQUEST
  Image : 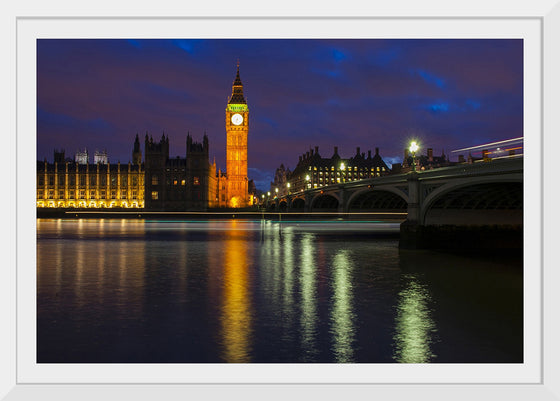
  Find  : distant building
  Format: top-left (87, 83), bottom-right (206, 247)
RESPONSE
top-left (74, 148), bottom-right (89, 164)
top-left (392, 147), bottom-right (454, 173)
top-left (273, 146), bottom-right (390, 196)
top-left (94, 149), bottom-right (109, 164)
top-left (269, 164), bottom-right (291, 197)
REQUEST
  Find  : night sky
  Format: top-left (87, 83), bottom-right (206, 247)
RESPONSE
top-left (37, 39), bottom-right (523, 190)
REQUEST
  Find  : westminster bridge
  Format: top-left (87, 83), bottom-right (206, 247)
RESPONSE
top-left (272, 157), bottom-right (523, 248)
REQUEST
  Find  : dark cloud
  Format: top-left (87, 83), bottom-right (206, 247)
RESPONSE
top-left (37, 39), bottom-right (523, 191)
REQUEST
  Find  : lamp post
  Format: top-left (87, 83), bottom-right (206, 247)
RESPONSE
top-left (275, 187), bottom-right (278, 198)
top-left (305, 174), bottom-right (310, 189)
top-left (340, 162), bottom-right (345, 183)
top-left (287, 182), bottom-right (291, 195)
top-left (409, 141), bottom-right (419, 172)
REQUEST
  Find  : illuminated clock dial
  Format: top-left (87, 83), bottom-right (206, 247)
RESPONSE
top-left (231, 113), bottom-right (243, 125)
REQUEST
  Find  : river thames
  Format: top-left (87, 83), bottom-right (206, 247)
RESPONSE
top-left (36, 218), bottom-right (523, 363)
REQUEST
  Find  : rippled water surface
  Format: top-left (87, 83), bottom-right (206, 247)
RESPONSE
top-left (37, 218), bottom-right (523, 363)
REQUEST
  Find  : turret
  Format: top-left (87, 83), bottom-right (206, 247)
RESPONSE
top-left (132, 134), bottom-right (142, 164)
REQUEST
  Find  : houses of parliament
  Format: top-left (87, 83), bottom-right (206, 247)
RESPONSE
top-left (37, 64), bottom-right (253, 210)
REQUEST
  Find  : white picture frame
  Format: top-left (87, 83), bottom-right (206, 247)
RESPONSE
top-left (4, 0), bottom-right (559, 399)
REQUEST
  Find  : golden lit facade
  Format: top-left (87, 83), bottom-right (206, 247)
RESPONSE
top-left (224, 63), bottom-right (250, 208)
top-left (37, 159), bottom-right (144, 208)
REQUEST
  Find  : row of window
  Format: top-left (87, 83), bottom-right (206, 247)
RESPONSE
top-left (286, 171), bottom-right (386, 193)
top-left (37, 200), bottom-right (145, 208)
top-left (38, 190), bottom-right (139, 200)
top-left (308, 166), bottom-right (386, 172)
top-left (38, 175), bottom-right (141, 187)
top-left (151, 176), bottom-right (200, 186)
top-left (313, 171), bottom-right (383, 179)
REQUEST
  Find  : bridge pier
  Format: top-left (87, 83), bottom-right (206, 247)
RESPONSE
top-left (399, 221), bottom-right (423, 249)
top-left (399, 223), bottom-right (522, 252)
top-left (399, 173), bottom-right (423, 249)
top-left (304, 193), bottom-right (312, 213)
top-left (405, 172), bottom-right (421, 224)
top-left (337, 187), bottom-right (349, 214)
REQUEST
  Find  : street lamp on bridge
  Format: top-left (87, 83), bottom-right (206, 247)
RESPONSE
top-left (409, 141), bottom-right (419, 172)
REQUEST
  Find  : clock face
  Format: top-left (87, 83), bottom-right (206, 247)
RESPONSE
top-left (231, 113), bottom-right (243, 125)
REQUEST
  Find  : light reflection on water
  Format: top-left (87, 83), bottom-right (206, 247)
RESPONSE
top-left (299, 234), bottom-right (319, 362)
top-left (330, 250), bottom-right (355, 363)
top-left (392, 274), bottom-right (437, 363)
top-left (36, 218), bottom-right (522, 363)
top-left (220, 221), bottom-right (253, 363)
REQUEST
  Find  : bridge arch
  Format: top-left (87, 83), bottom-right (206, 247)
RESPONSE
top-left (347, 187), bottom-right (408, 212)
top-left (311, 193), bottom-right (340, 211)
top-left (291, 197), bottom-right (305, 210)
top-left (278, 200), bottom-right (288, 212)
top-left (421, 176), bottom-right (523, 225)
top-left (347, 186), bottom-right (409, 206)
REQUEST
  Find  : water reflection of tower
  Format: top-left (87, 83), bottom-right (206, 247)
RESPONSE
top-left (220, 221), bottom-right (253, 362)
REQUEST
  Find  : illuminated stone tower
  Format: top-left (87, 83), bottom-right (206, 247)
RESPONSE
top-left (225, 62), bottom-right (249, 208)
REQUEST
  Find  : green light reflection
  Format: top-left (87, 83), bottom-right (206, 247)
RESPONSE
top-left (331, 250), bottom-right (355, 363)
top-left (392, 274), bottom-right (437, 363)
top-left (299, 234), bottom-right (319, 361)
top-left (281, 230), bottom-right (295, 342)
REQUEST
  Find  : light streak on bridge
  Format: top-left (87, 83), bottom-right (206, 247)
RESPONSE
top-left (451, 137), bottom-right (523, 160)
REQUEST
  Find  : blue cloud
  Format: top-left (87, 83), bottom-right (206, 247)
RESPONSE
top-left (260, 116), bottom-right (279, 129)
top-left (383, 156), bottom-right (402, 167)
top-left (465, 99), bottom-right (481, 110)
top-left (310, 66), bottom-right (342, 78)
top-left (416, 69), bottom-right (445, 89)
top-left (171, 39), bottom-right (205, 54)
top-left (332, 48), bottom-right (346, 62)
top-left (248, 167), bottom-right (273, 192)
top-left (428, 103), bottom-right (450, 113)
top-left (127, 39), bottom-right (142, 49)
top-left (370, 47), bottom-right (400, 67)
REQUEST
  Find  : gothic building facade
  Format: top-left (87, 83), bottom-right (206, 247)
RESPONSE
top-left (37, 64), bottom-right (253, 211)
top-left (142, 63), bottom-right (252, 210)
top-left (37, 148), bottom-right (145, 209)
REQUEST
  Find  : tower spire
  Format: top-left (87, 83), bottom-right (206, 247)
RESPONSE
top-left (229, 61), bottom-right (246, 104)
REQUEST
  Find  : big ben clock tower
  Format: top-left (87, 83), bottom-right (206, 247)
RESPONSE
top-left (225, 62), bottom-right (249, 207)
